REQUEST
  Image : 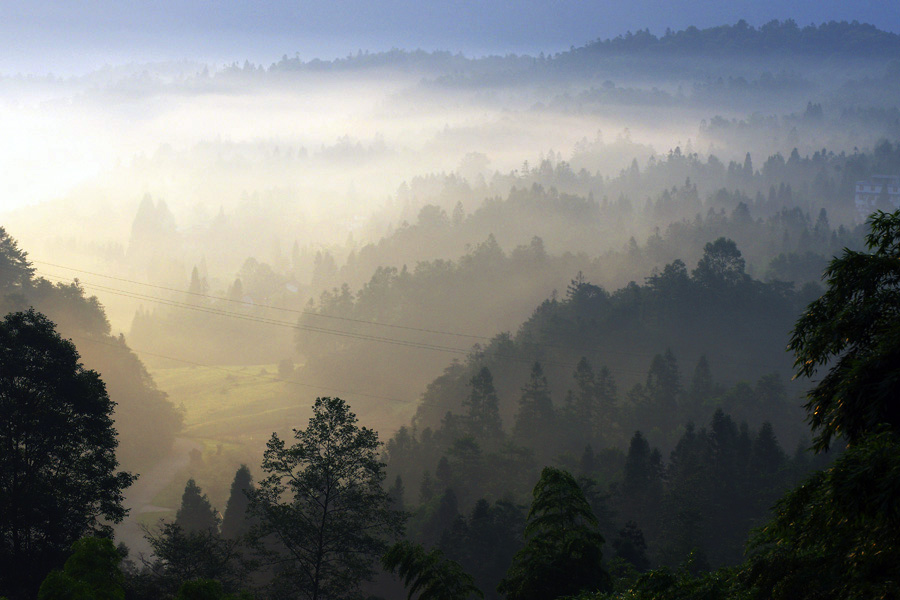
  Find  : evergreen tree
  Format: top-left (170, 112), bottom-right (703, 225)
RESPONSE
top-left (612, 521), bottom-right (650, 572)
top-left (422, 489), bottom-right (460, 548)
top-left (687, 355), bottom-right (713, 412)
top-left (0, 226), bottom-right (35, 294)
top-left (419, 471), bottom-right (435, 504)
top-left (572, 357), bottom-right (598, 443)
top-left (176, 480), bottom-right (219, 534)
top-left (465, 367), bottom-right (502, 441)
top-left (220, 466), bottom-right (253, 540)
top-left (388, 475), bottom-right (406, 512)
top-left (620, 431), bottom-right (663, 541)
top-left (498, 468), bottom-right (610, 599)
top-left (513, 362), bottom-right (554, 448)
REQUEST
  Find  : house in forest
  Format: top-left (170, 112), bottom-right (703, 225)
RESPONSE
top-left (854, 175), bottom-right (900, 221)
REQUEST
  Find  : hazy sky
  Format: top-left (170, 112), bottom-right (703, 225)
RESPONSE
top-left (3, 0), bottom-right (899, 74)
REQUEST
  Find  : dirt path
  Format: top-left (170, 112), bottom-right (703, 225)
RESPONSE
top-left (114, 437), bottom-right (202, 559)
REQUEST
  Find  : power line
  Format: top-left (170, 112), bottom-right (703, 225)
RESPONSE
top-left (32, 260), bottom-right (490, 342)
top-left (38, 271), bottom-right (599, 373)
top-left (36, 263), bottom-right (793, 375)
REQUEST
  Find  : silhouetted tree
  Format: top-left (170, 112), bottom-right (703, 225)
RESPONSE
top-left (0, 310), bottom-right (135, 600)
top-left (612, 521), bottom-right (650, 572)
top-left (464, 368), bottom-right (502, 441)
top-left (512, 362), bottom-right (554, 449)
top-left (176, 480), bottom-right (219, 534)
top-left (221, 466), bottom-right (254, 540)
top-left (498, 467), bottom-right (610, 599)
top-left (249, 397), bottom-right (405, 599)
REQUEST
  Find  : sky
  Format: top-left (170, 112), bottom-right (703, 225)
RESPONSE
top-left (2, 0), bottom-right (899, 75)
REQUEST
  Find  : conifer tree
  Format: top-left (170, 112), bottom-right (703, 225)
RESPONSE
top-left (388, 475), bottom-right (406, 512)
top-left (176, 479), bottom-right (219, 534)
top-left (498, 467), bottom-right (610, 599)
top-left (465, 367), bottom-right (502, 441)
top-left (513, 362), bottom-right (554, 447)
top-left (220, 466), bottom-right (253, 540)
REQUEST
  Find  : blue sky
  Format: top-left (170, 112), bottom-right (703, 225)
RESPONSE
top-left (3, 0), bottom-right (899, 74)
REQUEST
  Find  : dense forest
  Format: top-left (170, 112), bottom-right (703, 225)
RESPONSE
top-left (2, 15), bottom-right (900, 600)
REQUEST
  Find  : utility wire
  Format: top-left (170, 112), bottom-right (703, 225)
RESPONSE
top-left (36, 262), bottom-right (793, 375)
top-left (32, 260), bottom-right (490, 341)
top-left (38, 271), bottom-right (600, 373)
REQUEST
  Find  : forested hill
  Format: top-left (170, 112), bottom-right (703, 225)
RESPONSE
top-left (571, 20), bottom-right (900, 58)
top-left (0, 228), bottom-right (181, 470)
top-left (263, 20), bottom-right (900, 73)
top-left (407, 239), bottom-right (809, 451)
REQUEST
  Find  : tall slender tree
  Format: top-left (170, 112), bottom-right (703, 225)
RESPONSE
top-left (249, 397), bottom-right (405, 600)
top-left (464, 368), bottom-right (502, 442)
top-left (221, 466), bottom-right (254, 540)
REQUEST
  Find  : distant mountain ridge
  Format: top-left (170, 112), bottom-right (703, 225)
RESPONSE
top-left (266, 20), bottom-right (900, 73)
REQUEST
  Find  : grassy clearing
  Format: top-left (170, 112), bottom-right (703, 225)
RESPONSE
top-left (147, 363), bottom-right (418, 511)
top-left (151, 363), bottom-right (417, 442)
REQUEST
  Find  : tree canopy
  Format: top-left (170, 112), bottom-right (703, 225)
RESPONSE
top-left (499, 467), bottom-right (610, 600)
top-left (789, 209), bottom-right (900, 450)
top-left (249, 397), bottom-right (405, 600)
top-left (0, 310), bottom-right (135, 600)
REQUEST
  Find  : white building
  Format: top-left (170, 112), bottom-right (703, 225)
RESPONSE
top-left (855, 175), bottom-right (900, 221)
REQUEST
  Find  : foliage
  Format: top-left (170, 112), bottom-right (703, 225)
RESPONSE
top-left (580, 561), bottom-right (745, 600)
top-left (498, 467), bottom-right (610, 600)
top-left (0, 229), bottom-right (181, 471)
top-left (382, 540), bottom-right (482, 600)
top-left (175, 579), bottom-right (254, 600)
top-left (789, 209), bottom-right (900, 451)
top-left (143, 523), bottom-right (250, 596)
top-left (0, 310), bottom-right (135, 600)
top-left (738, 431), bottom-right (900, 600)
top-left (248, 397), bottom-right (405, 600)
top-left (37, 537), bottom-right (125, 600)
top-left (221, 466), bottom-right (254, 540)
top-left (176, 479), bottom-right (220, 533)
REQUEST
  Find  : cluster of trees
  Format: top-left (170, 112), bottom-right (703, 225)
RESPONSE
top-left (0, 227), bottom-right (181, 470)
top-left (3, 210), bottom-right (900, 599)
top-left (118, 136), bottom-right (900, 387)
top-left (259, 21), bottom-right (900, 76)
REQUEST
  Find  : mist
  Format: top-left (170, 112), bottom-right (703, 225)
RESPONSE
top-left (2, 13), bottom-right (900, 600)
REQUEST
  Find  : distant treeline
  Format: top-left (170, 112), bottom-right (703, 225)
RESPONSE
top-left (573, 20), bottom-right (900, 58)
top-left (249, 21), bottom-right (900, 74)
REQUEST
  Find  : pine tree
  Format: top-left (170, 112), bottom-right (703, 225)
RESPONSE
top-left (175, 479), bottom-right (219, 534)
top-left (572, 358), bottom-right (598, 443)
top-left (513, 362), bottom-right (554, 447)
top-left (220, 466), bottom-right (253, 540)
top-left (388, 475), bottom-right (405, 512)
top-left (419, 471), bottom-right (435, 504)
top-left (612, 521), bottom-right (650, 572)
top-left (464, 367), bottom-right (502, 441)
top-left (498, 467), bottom-right (610, 599)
